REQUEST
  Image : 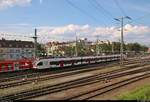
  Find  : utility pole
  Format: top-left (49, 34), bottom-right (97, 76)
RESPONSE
top-left (96, 35), bottom-right (99, 56)
top-left (32, 28), bottom-right (38, 58)
top-left (120, 17), bottom-right (124, 65)
top-left (114, 16), bottom-right (132, 66)
top-left (75, 33), bottom-right (78, 57)
top-left (112, 42), bottom-right (114, 54)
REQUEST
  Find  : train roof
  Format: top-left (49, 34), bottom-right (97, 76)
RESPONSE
top-left (0, 59), bottom-right (33, 63)
top-left (38, 57), bottom-right (82, 62)
top-left (36, 54), bottom-right (121, 62)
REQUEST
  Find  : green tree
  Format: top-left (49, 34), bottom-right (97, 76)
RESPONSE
top-left (37, 43), bottom-right (47, 57)
top-left (126, 42), bottom-right (148, 53)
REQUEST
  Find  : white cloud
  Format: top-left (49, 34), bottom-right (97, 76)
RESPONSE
top-left (124, 24), bottom-right (150, 35)
top-left (0, 24), bottom-right (150, 45)
top-left (37, 24), bottom-right (92, 37)
top-left (0, 0), bottom-right (32, 9)
top-left (37, 24), bottom-right (150, 45)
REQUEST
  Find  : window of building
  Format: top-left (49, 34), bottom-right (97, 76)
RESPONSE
top-left (0, 49), bottom-right (3, 53)
top-left (2, 43), bottom-right (5, 47)
top-left (0, 54), bottom-right (2, 59)
top-left (22, 50), bottom-right (25, 54)
top-left (10, 54), bottom-right (13, 59)
top-left (16, 49), bottom-right (20, 53)
top-left (16, 45), bottom-right (18, 48)
top-left (10, 49), bottom-right (14, 53)
top-left (9, 44), bottom-right (12, 47)
top-left (25, 45), bottom-right (29, 48)
top-left (26, 49), bottom-right (29, 52)
top-left (16, 54), bottom-right (20, 59)
top-left (28, 50), bottom-right (32, 54)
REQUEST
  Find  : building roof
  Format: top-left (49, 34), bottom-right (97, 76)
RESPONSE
top-left (46, 41), bottom-right (75, 46)
top-left (0, 39), bottom-right (34, 48)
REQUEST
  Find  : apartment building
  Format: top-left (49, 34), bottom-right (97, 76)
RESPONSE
top-left (0, 39), bottom-right (35, 60)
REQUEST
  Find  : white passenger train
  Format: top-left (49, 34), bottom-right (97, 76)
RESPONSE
top-left (33, 54), bottom-right (121, 69)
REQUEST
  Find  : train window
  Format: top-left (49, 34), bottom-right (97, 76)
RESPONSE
top-left (14, 63), bottom-right (19, 68)
top-left (64, 60), bottom-right (72, 64)
top-left (37, 62), bottom-right (43, 66)
top-left (76, 59), bottom-right (81, 63)
top-left (1, 64), bottom-right (5, 71)
top-left (50, 61), bottom-right (59, 65)
top-left (8, 64), bottom-right (12, 70)
top-left (44, 61), bottom-right (48, 66)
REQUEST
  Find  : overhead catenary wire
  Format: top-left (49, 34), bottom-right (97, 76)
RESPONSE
top-left (93, 0), bottom-right (115, 19)
top-left (66, 0), bottom-right (107, 27)
top-left (112, 0), bottom-right (146, 26)
top-left (0, 33), bottom-right (33, 38)
top-left (87, 0), bottom-right (113, 24)
top-left (1, 0), bottom-right (150, 44)
top-left (128, 12), bottom-right (150, 25)
top-left (117, 12), bottom-right (150, 28)
top-left (113, 0), bottom-right (127, 16)
top-left (0, 33), bottom-right (74, 43)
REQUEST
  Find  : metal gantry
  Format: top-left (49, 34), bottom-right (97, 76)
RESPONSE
top-left (75, 33), bottom-right (78, 57)
top-left (32, 28), bottom-right (38, 58)
top-left (114, 16), bottom-right (132, 65)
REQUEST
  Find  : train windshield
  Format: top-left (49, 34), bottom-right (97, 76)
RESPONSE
top-left (37, 62), bottom-right (43, 66)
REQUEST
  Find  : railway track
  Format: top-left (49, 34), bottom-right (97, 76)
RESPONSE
top-left (1, 57), bottom-right (149, 83)
top-left (1, 56), bottom-right (149, 81)
top-left (0, 60), bottom-right (149, 89)
top-left (67, 72), bottom-right (150, 100)
top-left (123, 58), bottom-right (150, 64)
top-left (0, 62), bottom-right (119, 88)
top-left (1, 56), bottom-right (149, 83)
top-left (1, 63), bottom-right (150, 100)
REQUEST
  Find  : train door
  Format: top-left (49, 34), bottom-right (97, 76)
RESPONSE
top-left (1, 63), bottom-right (6, 72)
top-left (71, 60), bottom-right (74, 66)
top-left (7, 63), bottom-right (13, 72)
top-left (60, 61), bottom-right (64, 68)
top-left (14, 62), bottom-right (20, 71)
top-left (44, 61), bottom-right (49, 69)
top-left (0, 63), bottom-right (1, 72)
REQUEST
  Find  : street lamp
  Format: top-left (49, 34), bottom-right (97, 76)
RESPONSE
top-left (114, 16), bottom-right (132, 66)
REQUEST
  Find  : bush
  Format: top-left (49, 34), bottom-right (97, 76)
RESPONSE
top-left (119, 85), bottom-right (150, 100)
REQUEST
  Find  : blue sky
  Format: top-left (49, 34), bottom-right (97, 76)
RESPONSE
top-left (0, 0), bottom-right (150, 46)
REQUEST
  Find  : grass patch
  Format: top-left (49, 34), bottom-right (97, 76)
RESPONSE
top-left (118, 85), bottom-right (150, 100)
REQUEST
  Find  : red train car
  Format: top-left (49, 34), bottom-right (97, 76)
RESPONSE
top-left (0, 59), bottom-right (34, 73)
